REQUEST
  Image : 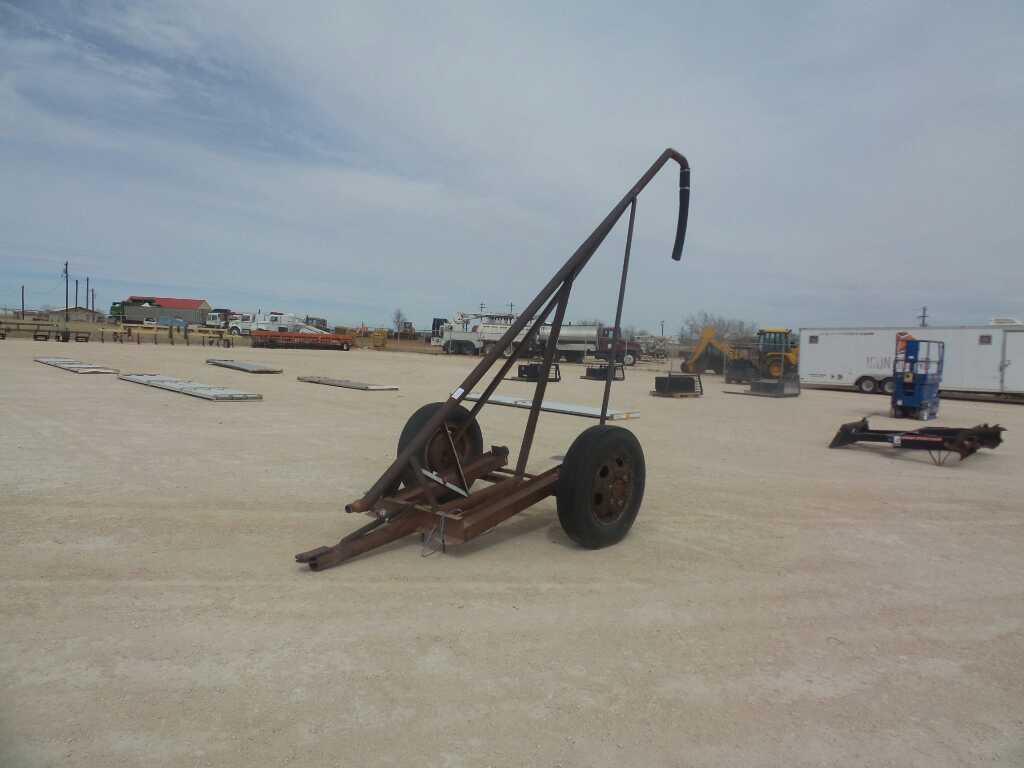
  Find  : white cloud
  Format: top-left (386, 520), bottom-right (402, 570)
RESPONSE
top-left (1, 1), bottom-right (1021, 328)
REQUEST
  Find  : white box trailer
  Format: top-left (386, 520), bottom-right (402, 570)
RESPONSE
top-left (798, 324), bottom-right (1024, 398)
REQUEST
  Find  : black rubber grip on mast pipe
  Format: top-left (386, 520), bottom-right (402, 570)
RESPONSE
top-left (671, 166), bottom-right (690, 261)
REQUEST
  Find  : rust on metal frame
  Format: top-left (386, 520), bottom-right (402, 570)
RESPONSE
top-left (297, 148), bottom-right (690, 571)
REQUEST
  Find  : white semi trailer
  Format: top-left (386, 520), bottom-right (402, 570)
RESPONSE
top-left (798, 321), bottom-right (1024, 398)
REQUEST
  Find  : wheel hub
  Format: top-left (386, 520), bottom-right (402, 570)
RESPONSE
top-left (593, 454), bottom-right (633, 523)
top-left (424, 427), bottom-right (470, 474)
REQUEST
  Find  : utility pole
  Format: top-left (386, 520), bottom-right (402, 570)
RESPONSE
top-left (918, 306), bottom-right (928, 327)
top-left (21, 285), bottom-right (25, 319)
top-left (85, 277), bottom-right (89, 311)
top-left (75, 279), bottom-right (79, 309)
top-left (479, 302), bottom-right (486, 315)
top-left (660, 320), bottom-right (665, 337)
top-left (508, 302), bottom-right (515, 315)
top-left (91, 288), bottom-right (96, 314)
top-left (63, 262), bottom-right (69, 323)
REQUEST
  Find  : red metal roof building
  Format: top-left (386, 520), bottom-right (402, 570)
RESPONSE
top-left (127, 297), bottom-right (209, 310)
top-left (122, 296), bottom-right (211, 325)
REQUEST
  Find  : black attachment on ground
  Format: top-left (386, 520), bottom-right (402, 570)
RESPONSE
top-left (829, 418), bottom-right (1006, 463)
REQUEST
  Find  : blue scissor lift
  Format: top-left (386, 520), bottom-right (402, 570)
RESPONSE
top-left (890, 339), bottom-right (944, 420)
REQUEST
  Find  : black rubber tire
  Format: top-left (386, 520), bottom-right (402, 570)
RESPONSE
top-left (856, 377), bottom-right (877, 394)
top-left (880, 377), bottom-right (894, 395)
top-left (623, 353), bottom-right (636, 366)
top-left (557, 425), bottom-right (645, 549)
top-left (396, 402), bottom-right (484, 496)
top-left (341, 342), bottom-right (350, 351)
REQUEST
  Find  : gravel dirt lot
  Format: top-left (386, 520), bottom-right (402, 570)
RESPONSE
top-left (2, 339), bottom-right (1022, 767)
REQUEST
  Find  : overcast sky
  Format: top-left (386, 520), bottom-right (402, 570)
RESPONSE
top-left (1, 1), bottom-right (1021, 332)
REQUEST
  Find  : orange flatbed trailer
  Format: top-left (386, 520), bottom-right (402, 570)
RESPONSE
top-left (251, 330), bottom-right (353, 350)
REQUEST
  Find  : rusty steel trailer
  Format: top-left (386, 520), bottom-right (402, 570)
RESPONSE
top-left (296, 149), bottom-right (690, 571)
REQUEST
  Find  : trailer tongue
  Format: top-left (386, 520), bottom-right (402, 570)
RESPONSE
top-left (829, 418), bottom-right (1005, 464)
top-left (296, 148), bottom-right (691, 571)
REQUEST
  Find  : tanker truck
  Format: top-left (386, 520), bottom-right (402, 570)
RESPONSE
top-left (537, 323), bottom-right (641, 365)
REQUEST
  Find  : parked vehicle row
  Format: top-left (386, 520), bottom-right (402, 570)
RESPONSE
top-left (431, 312), bottom-right (643, 365)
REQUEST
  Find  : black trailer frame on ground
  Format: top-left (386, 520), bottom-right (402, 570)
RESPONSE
top-left (297, 148), bottom-right (691, 571)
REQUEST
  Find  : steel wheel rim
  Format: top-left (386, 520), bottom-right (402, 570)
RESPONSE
top-left (592, 453), bottom-right (633, 524)
top-left (424, 427), bottom-right (472, 474)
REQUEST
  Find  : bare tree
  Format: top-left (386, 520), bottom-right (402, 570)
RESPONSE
top-left (392, 308), bottom-right (408, 334)
top-left (679, 311), bottom-right (758, 342)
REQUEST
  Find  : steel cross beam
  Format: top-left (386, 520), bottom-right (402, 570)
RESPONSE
top-left (347, 148), bottom-right (690, 515)
top-left (516, 279), bottom-right (573, 475)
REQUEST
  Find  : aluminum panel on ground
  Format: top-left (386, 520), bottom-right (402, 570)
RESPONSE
top-left (35, 357), bottom-right (118, 374)
top-left (297, 376), bottom-right (399, 391)
top-left (206, 359), bottom-right (283, 374)
top-left (118, 373), bottom-right (262, 401)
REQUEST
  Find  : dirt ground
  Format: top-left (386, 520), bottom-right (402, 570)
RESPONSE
top-left (2, 339), bottom-right (1022, 767)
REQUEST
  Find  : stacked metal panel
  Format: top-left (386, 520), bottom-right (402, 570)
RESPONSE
top-left (297, 376), bottom-right (398, 391)
top-left (206, 358), bottom-right (283, 373)
top-left (118, 373), bottom-right (262, 401)
top-left (34, 357), bottom-right (119, 374)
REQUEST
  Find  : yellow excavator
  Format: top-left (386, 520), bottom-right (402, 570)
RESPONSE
top-left (683, 326), bottom-right (798, 380)
top-left (755, 327), bottom-right (799, 378)
top-left (681, 327), bottom-right (742, 374)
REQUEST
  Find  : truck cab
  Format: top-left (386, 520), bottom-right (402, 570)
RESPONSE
top-left (205, 309), bottom-right (232, 329)
top-left (596, 327), bottom-right (641, 366)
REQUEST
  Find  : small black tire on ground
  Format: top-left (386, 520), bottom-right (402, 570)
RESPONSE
top-left (557, 425), bottom-right (645, 549)
top-left (856, 377), bottom-right (877, 394)
top-left (396, 402), bottom-right (484, 497)
top-left (880, 377), bottom-right (894, 395)
top-left (341, 342), bottom-right (350, 351)
top-left (623, 353), bottom-right (636, 366)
